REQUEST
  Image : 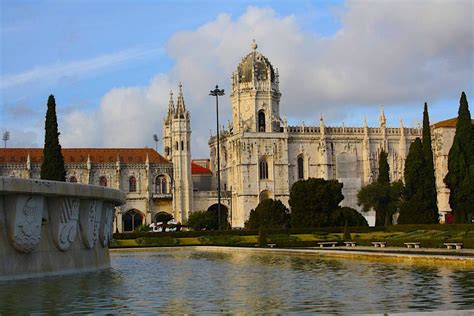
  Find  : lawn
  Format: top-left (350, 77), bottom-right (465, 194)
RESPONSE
top-left (110, 227), bottom-right (474, 249)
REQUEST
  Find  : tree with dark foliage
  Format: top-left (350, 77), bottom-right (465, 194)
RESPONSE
top-left (41, 95), bottom-right (66, 181)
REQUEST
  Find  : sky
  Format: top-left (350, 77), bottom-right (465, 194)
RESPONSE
top-left (1, 0), bottom-right (472, 158)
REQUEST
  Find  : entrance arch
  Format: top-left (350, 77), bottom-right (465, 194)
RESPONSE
top-left (122, 209), bottom-right (144, 232)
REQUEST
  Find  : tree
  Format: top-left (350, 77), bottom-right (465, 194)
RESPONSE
top-left (257, 225), bottom-right (267, 247)
top-left (327, 207), bottom-right (369, 227)
top-left (246, 199), bottom-right (290, 229)
top-left (444, 92), bottom-right (474, 223)
top-left (377, 150), bottom-right (390, 184)
top-left (207, 204), bottom-right (230, 230)
top-left (398, 137), bottom-right (439, 224)
top-left (155, 212), bottom-right (174, 232)
top-left (186, 211), bottom-right (213, 231)
top-left (41, 95), bottom-right (66, 181)
top-left (421, 103), bottom-right (439, 222)
top-left (289, 178), bottom-right (344, 227)
top-left (358, 150), bottom-right (403, 226)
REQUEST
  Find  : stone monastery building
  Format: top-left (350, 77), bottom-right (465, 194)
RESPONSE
top-left (0, 41), bottom-right (460, 231)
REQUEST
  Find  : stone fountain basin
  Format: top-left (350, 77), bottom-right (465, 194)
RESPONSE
top-left (0, 177), bottom-right (126, 281)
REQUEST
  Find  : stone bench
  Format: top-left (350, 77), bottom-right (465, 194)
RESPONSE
top-left (318, 241), bottom-right (338, 248)
top-left (404, 242), bottom-right (421, 249)
top-left (344, 241), bottom-right (357, 247)
top-left (444, 243), bottom-right (463, 250)
top-left (372, 242), bottom-right (387, 248)
top-left (268, 243), bottom-right (276, 248)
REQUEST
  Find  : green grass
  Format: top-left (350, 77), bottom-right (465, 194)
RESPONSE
top-left (109, 227), bottom-right (474, 249)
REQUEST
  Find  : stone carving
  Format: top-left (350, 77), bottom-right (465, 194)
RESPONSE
top-left (80, 199), bottom-right (102, 249)
top-left (6, 195), bottom-right (45, 254)
top-left (100, 203), bottom-right (114, 247)
top-left (49, 197), bottom-right (80, 251)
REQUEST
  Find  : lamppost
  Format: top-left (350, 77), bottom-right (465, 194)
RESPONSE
top-left (153, 134), bottom-right (159, 151)
top-left (209, 85), bottom-right (225, 230)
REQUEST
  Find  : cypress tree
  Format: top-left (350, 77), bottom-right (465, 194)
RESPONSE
top-left (444, 92), bottom-right (474, 223)
top-left (41, 95), bottom-right (66, 181)
top-left (421, 103), bottom-right (439, 223)
top-left (377, 150), bottom-right (390, 184)
top-left (398, 138), bottom-right (425, 224)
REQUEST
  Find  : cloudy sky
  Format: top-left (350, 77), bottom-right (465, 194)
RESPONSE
top-left (1, 0), bottom-right (472, 157)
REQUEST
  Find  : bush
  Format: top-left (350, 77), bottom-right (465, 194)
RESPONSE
top-left (327, 207), bottom-right (369, 227)
top-left (187, 211), bottom-right (213, 231)
top-left (246, 199), bottom-right (290, 229)
top-left (198, 235), bottom-right (242, 245)
top-left (134, 224), bottom-right (152, 232)
top-left (135, 237), bottom-right (180, 247)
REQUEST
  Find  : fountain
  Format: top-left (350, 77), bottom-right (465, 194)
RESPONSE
top-left (0, 177), bottom-right (126, 281)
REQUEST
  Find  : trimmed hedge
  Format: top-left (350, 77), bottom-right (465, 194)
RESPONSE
top-left (113, 226), bottom-right (383, 240)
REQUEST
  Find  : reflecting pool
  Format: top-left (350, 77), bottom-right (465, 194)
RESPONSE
top-left (1, 249), bottom-right (474, 314)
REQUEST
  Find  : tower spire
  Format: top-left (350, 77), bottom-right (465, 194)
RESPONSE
top-left (379, 105), bottom-right (386, 128)
top-left (176, 82), bottom-right (186, 116)
top-left (166, 90), bottom-right (175, 122)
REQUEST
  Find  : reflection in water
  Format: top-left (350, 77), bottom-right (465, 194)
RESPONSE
top-left (0, 249), bottom-right (473, 314)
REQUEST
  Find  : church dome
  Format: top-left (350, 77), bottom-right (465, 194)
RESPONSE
top-left (236, 40), bottom-right (275, 83)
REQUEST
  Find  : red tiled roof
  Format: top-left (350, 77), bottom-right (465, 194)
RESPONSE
top-left (433, 118), bottom-right (474, 129)
top-left (0, 148), bottom-right (170, 164)
top-left (191, 162), bottom-right (212, 174)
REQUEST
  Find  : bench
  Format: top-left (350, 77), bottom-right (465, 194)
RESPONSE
top-left (444, 243), bottom-right (463, 250)
top-left (404, 242), bottom-right (421, 249)
top-left (318, 241), bottom-right (338, 248)
top-left (372, 242), bottom-right (387, 248)
top-left (255, 243), bottom-right (277, 248)
top-left (344, 242), bottom-right (357, 247)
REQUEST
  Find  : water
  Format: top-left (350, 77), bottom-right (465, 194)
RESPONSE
top-left (1, 249), bottom-right (474, 314)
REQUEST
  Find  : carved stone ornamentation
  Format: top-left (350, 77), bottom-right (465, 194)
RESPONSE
top-left (79, 199), bottom-right (102, 249)
top-left (49, 197), bottom-right (80, 251)
top-left (100, 203), bottom-right (114, 247)
top-left (5, 195), bottom-right (45, 253)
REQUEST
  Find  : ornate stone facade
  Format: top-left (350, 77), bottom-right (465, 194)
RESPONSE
top-left (208, 41), bottom-right (458, 227)
top-left (0, 42), bottom-right (463, 229)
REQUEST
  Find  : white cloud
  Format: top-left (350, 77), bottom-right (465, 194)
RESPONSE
top-left (61, 2), bottom-right (473, 157)
top-left (0, 47), bottom-right (163, 90)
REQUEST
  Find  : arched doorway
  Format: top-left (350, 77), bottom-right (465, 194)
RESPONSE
top-left (122, 209), bottom-right (144, 232)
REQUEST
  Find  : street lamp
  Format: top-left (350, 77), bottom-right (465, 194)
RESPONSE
top-left (209, 85), bottom-right (225, 230)
top-left (153, 134), bottom-right (159, 151)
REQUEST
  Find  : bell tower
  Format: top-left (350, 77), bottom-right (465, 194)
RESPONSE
top-left (230, 40), bottom-right (282, 133)
top-left (163, 83), bottom-right (193, 223)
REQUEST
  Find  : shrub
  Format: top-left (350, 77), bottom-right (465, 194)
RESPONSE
top-left (246, 199), bottom-right (290, 229)
top-left (135, 237), bottom-right (180, 247)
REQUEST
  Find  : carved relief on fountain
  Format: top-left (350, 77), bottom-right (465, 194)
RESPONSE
top-left (100, 202), bottom-right (115, 248)
top-left (49, 197), bottom-right (80, 251)
top-left (5, 195), bottom-right (45, 254)
top-left (80, 199), bottom-right (102, 249)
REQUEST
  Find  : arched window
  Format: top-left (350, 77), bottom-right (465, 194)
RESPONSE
top-left (181, 141), bottom-right (184, 151)
top-left (122, 209), bottom-right (143, 232)
top-left (258, 111), bottom-right (266, 132)
top-left (129, 176), bottom-right (136, 192)
top-left (155, 175), bottom-right (168, 194)
top-left (259, 158), bottom-right (268, 180)
top-left (165, 146), bottom-right (170, 156)
top-left (69, 176), bottom-right (77, 183)
top-left (99, 176), bottom-right (107, 187)
top-left (297, 156), bottom-right (304, 180)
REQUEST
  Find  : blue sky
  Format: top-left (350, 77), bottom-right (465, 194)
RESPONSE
top-left (1, 0), bottom-right (472, 157)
